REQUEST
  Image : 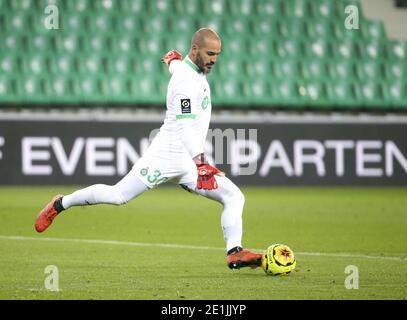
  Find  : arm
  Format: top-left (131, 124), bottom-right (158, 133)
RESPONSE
top-left (161, 50), bottom-right (182, 74)
top-left (172, 92), bottom-right (224, 190)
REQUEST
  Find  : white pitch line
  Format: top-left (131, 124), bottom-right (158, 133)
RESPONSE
top-left (0, 235), bottom-right (406, 263)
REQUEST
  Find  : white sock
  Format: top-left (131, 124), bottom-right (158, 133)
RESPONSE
top-left (62, 171), bottom-right (149, 209)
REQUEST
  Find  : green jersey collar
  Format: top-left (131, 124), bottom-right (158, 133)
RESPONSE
top-left (184, 56), bottom-right (202, 74)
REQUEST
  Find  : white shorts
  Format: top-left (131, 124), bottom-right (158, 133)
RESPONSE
top-left (131, 150), bottom-right (198, 189)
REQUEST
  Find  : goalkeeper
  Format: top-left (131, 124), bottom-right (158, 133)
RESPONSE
top-left (34, 28), bottom-right (262, 270)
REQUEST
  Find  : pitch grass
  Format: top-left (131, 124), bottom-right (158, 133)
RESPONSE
top-left (0, 186), bottom-right (406, 300)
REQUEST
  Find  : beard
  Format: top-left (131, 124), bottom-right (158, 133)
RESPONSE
top-left (196, 53), bottom-right (213, 74)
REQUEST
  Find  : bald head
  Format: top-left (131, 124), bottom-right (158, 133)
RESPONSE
top-left (188, 28), bottom-right (222, 74)
top-left (191, 28), bottom-right (221, 47)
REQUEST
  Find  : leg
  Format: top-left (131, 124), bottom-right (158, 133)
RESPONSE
top-left (62, 169), bottom-right (149, 209)
top-left (179, 174), bottom-right (263, 269)
top-left (180, 176), bottom-right (245, 252)
top-left (35, 167), bottom-right (149, 232)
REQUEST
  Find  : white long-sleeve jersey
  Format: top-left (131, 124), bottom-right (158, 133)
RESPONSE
top-left (146, 57), bottom-right (212, 159)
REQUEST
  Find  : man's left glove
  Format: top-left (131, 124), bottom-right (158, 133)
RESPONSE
top-left (161, 49), bottom-right (182, 65)
top-left (196, 163), bottom-right (224, 190)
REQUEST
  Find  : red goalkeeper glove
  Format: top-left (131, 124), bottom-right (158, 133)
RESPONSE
top-left (161, 49), bottom-right (182, 65)
top-left (194, 154), bottom-right (225, 190)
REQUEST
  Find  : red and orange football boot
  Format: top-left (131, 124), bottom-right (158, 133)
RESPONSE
top-left (35, 195), bottom-right (64, 233)
top-left (226, 246), bottom-right (263, 269)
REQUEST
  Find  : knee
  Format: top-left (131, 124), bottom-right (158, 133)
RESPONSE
top-left (224, 188), bottom-right (245, 208)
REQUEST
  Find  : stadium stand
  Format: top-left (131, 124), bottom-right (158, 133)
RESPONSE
top-left (0, 0), bottom-right (406, 109)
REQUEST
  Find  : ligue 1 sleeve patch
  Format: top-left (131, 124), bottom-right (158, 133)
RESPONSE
top-left (181, 99), bottom-right (191, 114)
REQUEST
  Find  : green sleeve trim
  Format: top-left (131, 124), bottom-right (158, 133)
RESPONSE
top-left (176, 114), bottom-right (196, 119)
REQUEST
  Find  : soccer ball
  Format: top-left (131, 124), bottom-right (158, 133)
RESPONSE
top-left (261, 244), bottom-right (296, 275)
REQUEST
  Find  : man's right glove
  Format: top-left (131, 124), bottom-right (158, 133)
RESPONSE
top-left (161, 49), bottom-right (182, 65)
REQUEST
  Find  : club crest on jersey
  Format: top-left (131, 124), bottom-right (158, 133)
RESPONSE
top-left (181, 99), bottom-right (191, 113)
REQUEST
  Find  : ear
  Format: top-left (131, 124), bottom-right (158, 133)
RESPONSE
top-left (191, 43), bottom-right (199, 56)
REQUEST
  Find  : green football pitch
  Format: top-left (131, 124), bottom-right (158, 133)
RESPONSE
top-left (0, 186), bottom-right (406, 300)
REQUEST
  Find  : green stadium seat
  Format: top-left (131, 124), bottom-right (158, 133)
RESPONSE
top-left (328, 60), bottom-right (356, 80)
top-left (101, 76), bottom-right (132, 102)
top-left (247, 37), bottom-right (275, 58)
top-left (355, 61), bottom-right (385, 81)
top-left (72, 75), bottom-right (102, 102)
top-left (254, 0), bottom-right (282, 17)
top-left (278, 19), bottom-right (308, 39)
top-left (173, 0), bottom-right (201, 15)
top-left (251, 17), bottom-right (279, 36)
top-left (331, 40), bottom-right (360, 60)
top-left (0, 34), bottom-right (24, 53)
top-left (222, 17), bottom-right (250, 36)
top-left (201, 0), bottom-right (226, 17)
top-left (387, 81), bottom-right (407, 108)
top-left (282, 0), bottom-right (311, 19)
top-left (304, 39), bottom-right (331, 59)
top-left (327, 81), bottom-right (361, 108)
top-left (359, 82), bottom-right (387, 108)
top-left (49, 55), bottom-right (78, 75)
top-left (5, 12), bottom-right (32, 32)
top-left (358, 40), bottom-right (387, 61)
top-left (387, 40), bottom-right (407, 62)
top-left (310, 0), bottom-right (337, 19)
top-left (20, 76), bottom-right (46, 103)
top-left (81, 34), bottom-right (111, 53)
top-left (269, 79), bottom-right (303, 107)
top-left (241, 79), bottom-right (269, 105)
top-left (0, 0), bottom-right (403, 109)
top-left (164, 34), bottom-right (190, 55)
top-left (245, 57), bottom-right (270, 79)
top-left (216, 56), bottom-right (246, 78)
top-left (137, 56), bottom-right (162, 76)
top-left (60, 12), bottom-right (87, 32)
top-left (275, 39), bottom-right (303, 59)
top-left (138, 35), bottom-right (165, 56)
top-left (64, 0), bottom-right (90, 12)
top-left (0, 75), bottom-right (17, 102)
top-left (212, 76), bottom-right (242, 105)
top-left (226, 0), bottom-right (254, 16)
top-left (115, 13), bottom-right (143, 33)
top-left (272, 58), bottom-right (300, 80)
top-left (141, 16), bottom-right (169, 34)
top-left (307, 19), bottom-right (334, 40)
top-left (300, 59), bottom-right (329, 80)
top-left (22, 54), bottom-right (50, 75)
top-left (384, 61), bottom-right (407, 80)
top-left (53, 33), bottom-right (81, 53)
top-left (169, 16), bottom-right (195, 34)
top-left (0, 55), bottom-right (21, 75)
top-left (106, 55), bottom-right (138, 77)
top-left (78, 54), bottom-right (106, 75)
top-left (91, 0), bottom-right (117, 12)
top-left (362, 20), bottom-right (386, 40)
top-left (85, 13), bottom-right (114, 33)
top-left (222, 37), bottom-right (248, 56)
top-left (298, 80), bottom-right (330, 108)
top-left (111, 35), bottom-right (137, 54)
top-left (25, 34), bottom-right (54, 52)
top-left (45, 76), bottom-right (75, 103)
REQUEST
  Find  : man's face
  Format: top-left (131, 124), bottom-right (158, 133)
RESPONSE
top-left (194, 39), bottom-right (221, 74)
